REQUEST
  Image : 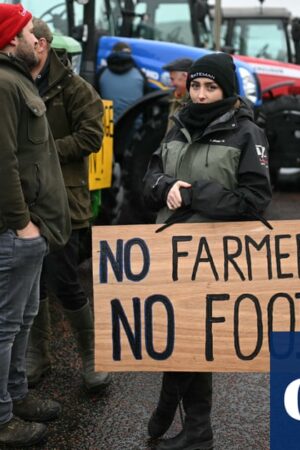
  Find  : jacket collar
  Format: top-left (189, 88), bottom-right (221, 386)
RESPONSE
top-left (171, 97), bottom-right (251, 143)
top-left (38, 48), bottom-right (73, 100)
top-left (0, 51), bottom-right (34, 83)
top-left (107, 51), bottom-right (135, 74)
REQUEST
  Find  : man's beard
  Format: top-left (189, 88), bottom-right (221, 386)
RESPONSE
top-left (15, 40), bottom-right (39, 70)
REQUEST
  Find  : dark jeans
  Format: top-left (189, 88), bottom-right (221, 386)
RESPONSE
top-left (41, 229), bottom-right (89, 310)
top-left (0, 230), bottom-right (47, 424)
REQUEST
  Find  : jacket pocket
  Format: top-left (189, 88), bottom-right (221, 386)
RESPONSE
top-left (25, 97), bottom-right (49, 144)
top-left (21, 163), bottom-right (41, 207)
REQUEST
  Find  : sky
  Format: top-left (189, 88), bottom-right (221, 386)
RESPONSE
top-left (209, 0), bottom-right (300, 17)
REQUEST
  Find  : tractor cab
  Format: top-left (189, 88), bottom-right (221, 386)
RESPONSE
top-left (112, 0), bottom-right (212, 49)
top-left (216, 7), bottom-right (292, 63)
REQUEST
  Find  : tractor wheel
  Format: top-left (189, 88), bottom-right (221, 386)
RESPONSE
top-left (256, 95), bottom-right (300, 188)
top-left (119, 105), bottom-right (169, 224)
top-left (112, 91), bottom-right (171, 224)
top-left (98, 90), bottom-right (171, 225)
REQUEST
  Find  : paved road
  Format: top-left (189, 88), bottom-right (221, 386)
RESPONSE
top-left (25, 290), bottom-right (270, 450)
top-left (9, 187), bottom-right (300, 450)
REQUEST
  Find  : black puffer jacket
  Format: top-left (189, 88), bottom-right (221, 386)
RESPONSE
top-left (143, 98), bottom-right (272, 224)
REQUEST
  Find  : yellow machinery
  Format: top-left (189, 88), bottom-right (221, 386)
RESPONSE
top-left (89, 99), bottom-right (113, 191)
top-left (88, 100), bottom-right (113, 219)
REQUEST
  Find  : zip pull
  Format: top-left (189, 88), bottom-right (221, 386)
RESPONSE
top-left (205, 143), bottom-right (210, 167)
top-left (248, 209), bottom-right (273, 230)
top-left (156, 208), bottom-right (194, 233)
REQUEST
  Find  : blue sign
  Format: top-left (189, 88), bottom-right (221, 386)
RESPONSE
top-left (270, 332), bottom-right (300, 450)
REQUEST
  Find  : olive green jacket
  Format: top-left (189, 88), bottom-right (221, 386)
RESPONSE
top-left (144, 98), bottom-right (272, 225)
top-left (0, 52), bottom-right (71, 251)
top-left (39, 49), bottom-right (103, 228)
top-left (166, 92), bottom-right (189, 133)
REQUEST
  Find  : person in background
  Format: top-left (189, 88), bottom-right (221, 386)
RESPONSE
top-left (97, 41), bottom-right (148, 123)
top-left (162, 57), bottom-right (193, 131)
top-left (143, 52), bottom-right (272, 450)
top-left (26, 18), bottom-right (111, 393)
top-left (0, 4), bottom-right (71, 447)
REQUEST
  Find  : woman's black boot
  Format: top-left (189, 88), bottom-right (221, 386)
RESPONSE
top-left (148, 373), bottom-right (180, 438)
top-left (156, 372), bottom-right (213, 450)
top-left (156, 429), bottom-right (213, 450)
top-left (148, 372), bottom-right (193, 439)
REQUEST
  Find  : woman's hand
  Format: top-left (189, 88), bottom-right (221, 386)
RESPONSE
top-left (167, 180), bottom-right (191, 210)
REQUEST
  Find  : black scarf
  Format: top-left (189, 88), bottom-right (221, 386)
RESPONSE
top-left (107, 51), bottom-right (135, 74)
top-left (179, 96), bottom-right (238, 135)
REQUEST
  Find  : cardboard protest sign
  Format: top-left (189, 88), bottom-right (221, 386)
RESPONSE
top-left (92, 220), bottom-right (300, 372)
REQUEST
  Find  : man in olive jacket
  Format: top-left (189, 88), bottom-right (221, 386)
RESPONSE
top-left (0, 4), bottom-right (71, 448)
top-left (162, 58), bottom-right (193, 132)
top-left (26, 18), bottom-right (111, 393)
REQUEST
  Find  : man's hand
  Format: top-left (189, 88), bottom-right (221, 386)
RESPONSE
top-left (167, 180), bottom-right (191, 210)
top-left (16, 221), bottom-right (41, 239)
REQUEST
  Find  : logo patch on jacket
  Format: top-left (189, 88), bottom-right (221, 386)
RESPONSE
top-left (209, 139), bottom-right (225, 144)
top-left (255, 145), bottom-right (268, 166)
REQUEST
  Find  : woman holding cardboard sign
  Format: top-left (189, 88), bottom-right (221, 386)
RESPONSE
top-left (143, 52), bottom-right (272, 450)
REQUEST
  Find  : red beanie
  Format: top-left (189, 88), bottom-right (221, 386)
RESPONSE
top-left (0, 4), bottom-right (32, 50)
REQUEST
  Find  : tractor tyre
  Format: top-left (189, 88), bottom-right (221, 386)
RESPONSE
top-left (256, 95), bottom-right (300, 188)
top-left (119, 108), bottom-right (169, 224)
top-left (113, 91), bottom-right (171, 224)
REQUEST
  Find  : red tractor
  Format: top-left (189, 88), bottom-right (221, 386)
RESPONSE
top-left (212, 1), bottom-right (300, 184)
